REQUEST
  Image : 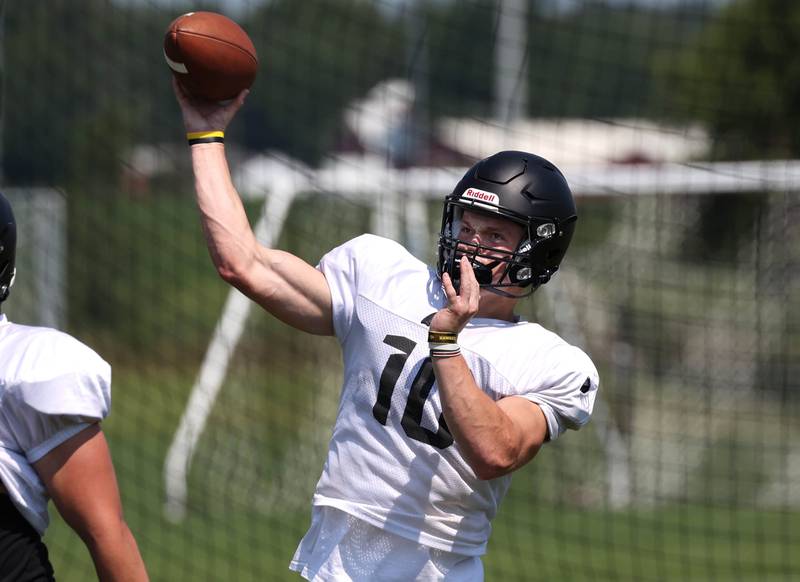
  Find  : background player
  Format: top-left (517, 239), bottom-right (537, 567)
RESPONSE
top-left (173, 81), bottom-right (598, 581)
top-left (0, 193), bottom-right (148, 581)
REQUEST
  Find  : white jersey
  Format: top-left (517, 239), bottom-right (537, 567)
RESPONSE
top-left (0, 313), bottom-right (111, 534)
top-left (309, 234), bottom-right (599, 557)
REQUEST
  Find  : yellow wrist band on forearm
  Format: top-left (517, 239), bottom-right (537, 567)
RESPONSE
top-left (428, 331), bottom-right (458, 344)
top-left (428, 330), bottom-right (460, 358)
top-left (187, 130), bottom-right (224, 146)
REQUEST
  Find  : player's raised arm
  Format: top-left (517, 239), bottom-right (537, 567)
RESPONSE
top-left (172, 80), bottom-right (334, 336)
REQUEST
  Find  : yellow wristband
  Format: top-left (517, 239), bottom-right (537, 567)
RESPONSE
top-left (187, 130), bottom-right (224, 146)
top-left (428, 331), bottom-right (458, 344)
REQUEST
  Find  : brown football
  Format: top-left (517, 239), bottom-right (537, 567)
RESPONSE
top-left (164, 11), bottom-right (258, 102)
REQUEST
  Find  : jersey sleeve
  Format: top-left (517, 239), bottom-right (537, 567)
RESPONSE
top-left (317, 234), bottom-right (384, 342)
top-left (520, 345), bottom-right (599, 441)
top-left (2, 333), bottom-right (111, 463)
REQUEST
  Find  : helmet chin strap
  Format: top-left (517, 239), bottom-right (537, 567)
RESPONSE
top-left (482, 284), bottom-right (535, 299)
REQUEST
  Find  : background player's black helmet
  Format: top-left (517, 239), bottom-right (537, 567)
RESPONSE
top-left (437, 150), bottom-right (577, 295)
top-left (0, 192), bottom-right (17, 303)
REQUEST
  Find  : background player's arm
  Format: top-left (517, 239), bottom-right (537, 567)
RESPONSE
top-left (174, 80), bottom-right (334, 336)
top-left (33, 423), bottom-right (149, 582)
top-left (430, 256), bottom-right (547, 480)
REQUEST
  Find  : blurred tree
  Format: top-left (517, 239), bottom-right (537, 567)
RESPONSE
top-left (650, 0), bottom-right (786, 287)
top-left (2, 0), bottom-right (177, 186)
top-left (1, 0), bottom-right (187, 341)
top-left (656, 0), bottom-right (800, 159)
top-left (425, 0), bottom-right (496, 119)
top-left (527, 2), bottom-right (704, 118)
top-left (0, 0), bottom-right (715, 181)
top-left (422, 1), bottom-right (703, 121)
top-left (240, 0), bottom-right (406, 165)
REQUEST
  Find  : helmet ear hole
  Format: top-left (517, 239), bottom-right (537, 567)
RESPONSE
top-left (507, 263), bottom-right (533, 286)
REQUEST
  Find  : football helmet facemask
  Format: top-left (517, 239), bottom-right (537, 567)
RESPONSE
top-left (0, 192), bottom-right (17, 303)
top-left (437, 150), bottom-right (577, 298)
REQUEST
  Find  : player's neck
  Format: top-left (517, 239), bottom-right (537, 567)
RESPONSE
top-left (476, 293), bottom-right (517, 322)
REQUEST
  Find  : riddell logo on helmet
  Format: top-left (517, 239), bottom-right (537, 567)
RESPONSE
top-left (461, 188), bottom-right (499, 204)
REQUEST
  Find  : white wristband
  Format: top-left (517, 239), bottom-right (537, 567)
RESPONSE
top-left (428, 342), bottom-right (460, 352)
top-left (430, 343), bottom-right (461, 359)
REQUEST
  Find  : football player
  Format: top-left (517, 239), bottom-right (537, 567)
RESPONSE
top-left (174, 80), bottom-right (598, 581)
top-left (0, 193), bottom-right (148, 581)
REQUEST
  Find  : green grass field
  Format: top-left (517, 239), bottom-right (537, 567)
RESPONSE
top-left (41, 364), bottom-right (799, 581)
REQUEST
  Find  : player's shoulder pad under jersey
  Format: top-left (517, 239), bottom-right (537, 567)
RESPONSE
top-left (320, 234), bottom-right (422, 288)
top-left (13, 325), bottom-right (109, 380)
top-left (487, 324), bottom-right (599, 433)
top-left (318, 234), bottom-right (427, 342)
top-left (333, 233), bottom-right (414, 265)
top-left (546, 342), bottom-right (599, 426)
top-left (2, 324), bottom-right (111, 417)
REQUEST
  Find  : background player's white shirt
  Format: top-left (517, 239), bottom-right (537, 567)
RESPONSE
top-left (0, 313), bottom-right (111, 534)
top-left (307, 234), bottom-right (599, 557)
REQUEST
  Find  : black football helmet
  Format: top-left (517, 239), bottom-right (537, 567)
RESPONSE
top-left (437, 150), bottom-right (577, 297)
top-left (0, 192), bottom-right (17, 303)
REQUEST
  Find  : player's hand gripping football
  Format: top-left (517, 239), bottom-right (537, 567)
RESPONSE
top-left (430, 255), bottom-right (480, 334)
top-left (172, 77), bottom-right (248, 134)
